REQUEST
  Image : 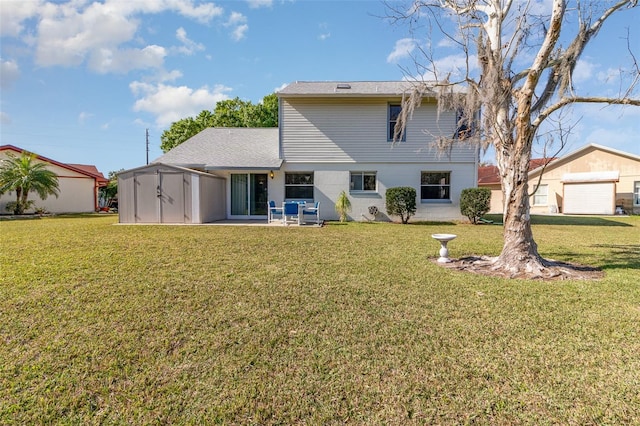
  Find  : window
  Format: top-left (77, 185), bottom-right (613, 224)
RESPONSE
top-left (635, 181), bottom-right (640, 206)
top-left (421, 172), bottom-right (451, 201)
top-left (532, 184), bottom-right (548, 206)
top-left (350, 171), bottom-right (377, 192)
top-left (455, 108), bottom-right (471, 139)
top-left (285, 172), bottom-right (314, 200)
top-left (388, 104), bottom-right (405, 141)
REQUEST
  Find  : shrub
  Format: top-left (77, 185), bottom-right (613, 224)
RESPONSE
top-left (335, 190), bottom-right (352, 222)
top-left (460, 187), bottom-right (491, 224)
top-left (385, 187), bottom-right (416, 224)
top-left (5, 200), bottom-right (35, 215)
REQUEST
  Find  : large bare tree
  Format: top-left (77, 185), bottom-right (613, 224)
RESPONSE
top-left (391, 0), bottom-right (639, 278)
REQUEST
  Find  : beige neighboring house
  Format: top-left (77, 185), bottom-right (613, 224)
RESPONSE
top-left (0, 145), bottom-right (108, 214)
top-left (479, 143), bottom-right (640, 215)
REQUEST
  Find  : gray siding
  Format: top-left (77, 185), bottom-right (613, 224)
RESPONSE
top-left (281, 98), bottom-right (476, 163)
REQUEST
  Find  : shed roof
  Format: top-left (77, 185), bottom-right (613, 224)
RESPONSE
top-left (153, 128), bottom-right (281, 170)
top-left (277, 81), bottom-right (451, 97)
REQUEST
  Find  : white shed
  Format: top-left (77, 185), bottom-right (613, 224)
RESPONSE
top-left (118, 163), bottom-right (226, 224)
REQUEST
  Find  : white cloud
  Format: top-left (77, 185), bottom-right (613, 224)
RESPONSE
top-left (247, 0), bottom-right (273, 8)
top-left (387, 38), bottom-right (417, 63)
top-left (318, 32), bottom-right (331, 41)
top-left (274, 83), bottom-right (288, 93)
top-left (89, 45), bottom-right (167, 74)
top-left (174, 27), bottom-right (205, 55)
top-left (0, 0), bottom-right (43, 37)
top-left (5, 0), bottom-right (223, 73)
top-left (420, 53), bottom-right (479, 80)
top-left (130, 81), bottom-right (232, 127)
top-left (0, 59), bottom-right (20, 89)
top-left (78, 111), bottom-right (94, 124)
top-left (232, 24), bottom-right (249, 41)
top-left (226, 12), bottom-right (248, 41)
top-left (573, 59), bottom-right (595, 84)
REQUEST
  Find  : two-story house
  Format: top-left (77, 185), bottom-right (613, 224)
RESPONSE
top-left (117, 81), bottom-right (479, 224)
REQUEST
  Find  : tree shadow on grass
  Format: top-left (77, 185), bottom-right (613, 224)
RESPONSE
top-left (593, 244), bottom-right (640, 270)
top-left (483, 214), bottom-right (634, 227)
top-left (544, 244), bottom-right (640, 271)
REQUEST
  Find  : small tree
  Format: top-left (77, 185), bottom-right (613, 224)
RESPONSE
top-left (460, 188), bottom-right (491, 224)
top-left (386, 187), bottom-right (416, 224)
top-left (0, 151), bottom-right (59, 214)
top-left (335, 190), bottom-right (352, 222)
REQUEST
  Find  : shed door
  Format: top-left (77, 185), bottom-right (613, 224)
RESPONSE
top-left (134, 172), bottom-right (159, 223)
top-left (159, 172), bottom-right (186, 223)
top-left (563, 182), bottom-right (615, 215)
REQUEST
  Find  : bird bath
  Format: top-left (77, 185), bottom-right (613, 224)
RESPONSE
top-left (432, 234), bottom-right (457, 263)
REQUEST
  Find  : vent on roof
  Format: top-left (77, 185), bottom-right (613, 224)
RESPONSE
top-left (336, 83), bottom-right (351, 90)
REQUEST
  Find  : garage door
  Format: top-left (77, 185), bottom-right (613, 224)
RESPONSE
top-left (563, 182), bottom-right (615, 215)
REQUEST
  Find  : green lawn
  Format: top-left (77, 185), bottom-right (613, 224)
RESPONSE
top-left (1, 215), bottom-right (639, 424)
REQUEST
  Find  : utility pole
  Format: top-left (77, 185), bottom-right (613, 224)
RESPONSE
top-left (146, 128), bottom-right (149, 165)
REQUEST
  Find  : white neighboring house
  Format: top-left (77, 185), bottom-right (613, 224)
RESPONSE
top-left (0, 145), bottom-right (108, 214)
top-left (118, 81), bottom-right (479, 224)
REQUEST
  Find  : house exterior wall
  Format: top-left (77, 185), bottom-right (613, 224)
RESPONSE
top-left (275, 96), bottom-right (478, 222)
top-left (483, 146), bottom-right (640, 216)
top-left (280, 98), bottom-right (476, 163)
top-left (484, 184), bottom-right (503, 214)
top-left (277, 162), bottom-right (473, 221)
top-left (0, 153), bottom-right (98, 214)
top-left (529, 148), bottom-right (640, 215)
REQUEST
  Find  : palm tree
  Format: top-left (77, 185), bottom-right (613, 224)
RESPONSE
top-left (0, 151), bottom-right (60, 214)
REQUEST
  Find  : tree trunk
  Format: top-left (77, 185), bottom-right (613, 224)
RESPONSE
top-left (493, 122), bottom-right (549, 276)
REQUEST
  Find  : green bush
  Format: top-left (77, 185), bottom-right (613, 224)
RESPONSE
top-left (460, 187), bottom-right (491, 224)
top-left (5, 200), bottom-right (35, 215)
top-left (385, 187), bottom-right (416, 224)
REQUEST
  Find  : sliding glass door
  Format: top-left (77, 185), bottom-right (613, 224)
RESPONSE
top-left (231, 173), bottom-right (268, 216)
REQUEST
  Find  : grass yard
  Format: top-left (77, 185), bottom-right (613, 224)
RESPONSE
top-left (1, 214), bottom-right (639, 424)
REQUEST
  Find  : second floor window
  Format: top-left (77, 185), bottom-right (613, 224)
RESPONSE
top-left (421, 172), bottom-right (450, 201)
top-left (285, 172), bottom-right (314, 200)
top-left (388, 104), bottom-right (405, 142)
top-left (350, 171), bottom-right (377, 192)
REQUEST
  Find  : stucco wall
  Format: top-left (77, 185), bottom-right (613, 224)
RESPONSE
top-left (0, 153), bottom-right (97, 214)
top-left (222, 162), bottom-right (475, 222)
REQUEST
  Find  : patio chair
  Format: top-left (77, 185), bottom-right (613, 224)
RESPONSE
top-left (302, 201), bottom-right (320, 225)
top-left (267, 200), bottom-right (283, 224)
top-left (283, 201), bottom-right (301, 226)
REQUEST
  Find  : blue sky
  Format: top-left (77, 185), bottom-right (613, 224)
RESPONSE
top-left (1, 0), bottom-right (639, 176)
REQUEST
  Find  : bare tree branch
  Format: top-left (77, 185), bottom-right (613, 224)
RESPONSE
top-left (534, 96), bottom-right (640, 128)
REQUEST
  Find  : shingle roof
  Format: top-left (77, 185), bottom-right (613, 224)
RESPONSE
top-left (0, 144), bottom-right (108, 185)
top-left (152, 128), bottom-right (282, 170)
top-left (277, 81), bottom-right (443, 97)
top-left (478, 158), bottom-right (557, 185)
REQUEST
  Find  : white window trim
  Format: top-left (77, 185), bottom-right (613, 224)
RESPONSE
top-left (350, 171), bottom-right (377, 193)
top-left (532, 184), bottom-right (549, 206)
top-left (420, 171), bottom-right (451, 202)
top-left (634, 181), bottom-right (640, 206)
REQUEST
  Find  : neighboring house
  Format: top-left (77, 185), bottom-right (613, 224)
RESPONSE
top-left (479, 143), bottom-right (640, 215)
top-left (118, 81), bottom-right (479, 224)
top-left (479, 158), bottom-right (555, 214)
top-left (0, 145), bottom-right (108, 214)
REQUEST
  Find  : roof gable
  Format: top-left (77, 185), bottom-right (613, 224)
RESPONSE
top-left (528, 143), bottom-right (640, 177)
top-left (0, 144), bottom-right (108, 184)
